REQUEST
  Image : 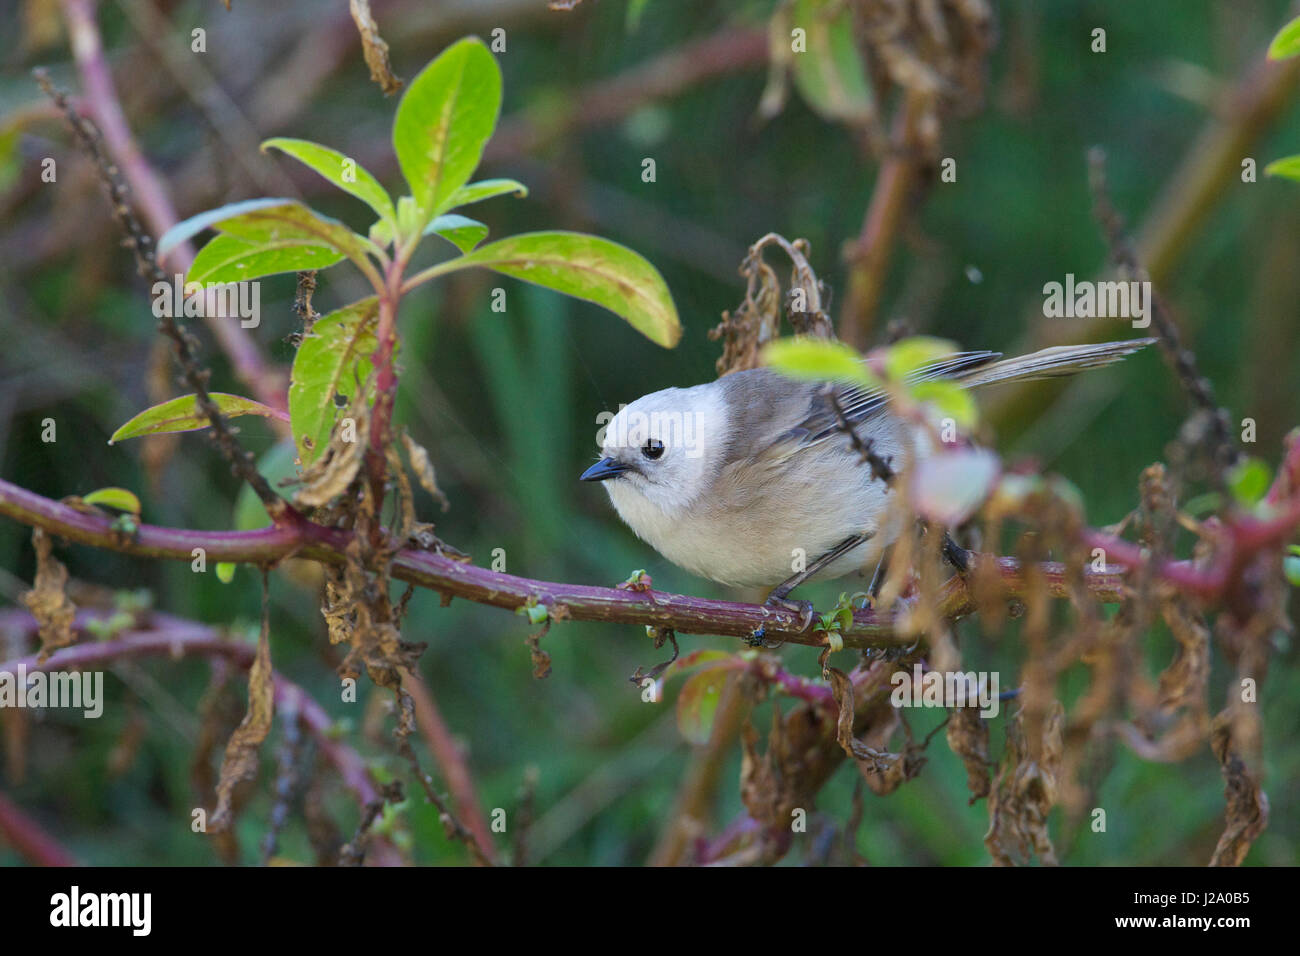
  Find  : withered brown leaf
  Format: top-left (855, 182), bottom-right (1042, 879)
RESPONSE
top-left (22, 528), bottom-right (77, 663)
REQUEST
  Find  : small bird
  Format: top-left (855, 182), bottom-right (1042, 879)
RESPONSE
top-left (580, 338), bottom-right (1153, 606)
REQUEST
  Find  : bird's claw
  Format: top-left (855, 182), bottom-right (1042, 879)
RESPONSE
top-left (763, 595), bottom-right (816, 633)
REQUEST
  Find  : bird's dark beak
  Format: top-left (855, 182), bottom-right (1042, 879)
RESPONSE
top-left (580, 457), bottom-right (629, 482)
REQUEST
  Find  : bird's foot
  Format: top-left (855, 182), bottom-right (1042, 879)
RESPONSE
top-left (763, 594), bottom-right (816, 633)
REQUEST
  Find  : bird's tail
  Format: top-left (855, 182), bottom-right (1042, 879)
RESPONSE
top-left (955, 338), bottom-right (1156, 389)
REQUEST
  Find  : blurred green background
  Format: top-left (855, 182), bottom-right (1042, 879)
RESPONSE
top-left (0, 0), bottom-right (1297, 865)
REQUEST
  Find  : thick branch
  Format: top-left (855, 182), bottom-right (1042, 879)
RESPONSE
top-left (1, 477), bottom-right (1131, 649)
top-left (0, 624), bottom-right (383, 815)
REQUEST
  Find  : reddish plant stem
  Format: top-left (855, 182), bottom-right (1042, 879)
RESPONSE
top-left (3, 476), bottom-right (1137, 648)
top-left (0, 628), bottom-right (382, 811)
top-left (0, 618), bottom-right (406, 866)
top-left (0, 789), bottom-right (80, 867)
top-left (366, 269), bottom-right (403, 526)
top-left (401, 671), bottom-right (496, 861)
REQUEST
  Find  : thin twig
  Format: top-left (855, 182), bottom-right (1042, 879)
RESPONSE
top-left (402, 672), bottom-right (495, 860)
top-left (398, 672), bottom-right (496, 864)
top-left (1087, 146), bottom-right (1240, 480)
top-left (34, 70), bottom-right (290, 515)
top-left (826, 388), bottom-right (897, 484)
top-left (393, 699), bottom-right (496, 866)
top-left (984, 43), bottom-right (1300, 427)
top-left (56, 0), bottom-right (281, 406)
top-left (260, 686), bottom-right (304, 865)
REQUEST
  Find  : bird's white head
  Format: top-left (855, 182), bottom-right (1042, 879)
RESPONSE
top-left (580, 382), bottom-right (729, 519)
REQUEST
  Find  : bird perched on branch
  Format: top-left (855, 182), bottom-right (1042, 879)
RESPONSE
top-left (581, 338), bottom-right (1154, 615)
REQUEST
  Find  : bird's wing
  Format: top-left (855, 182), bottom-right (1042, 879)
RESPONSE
top-left (952, 338), bottom-right (1156, 388)
top-left (788, 338), bottom-right (1155, 451)
top-left (725, 339), bottom-right (1155, 464)
top-left (821, 350), bottom-right (1001, 436)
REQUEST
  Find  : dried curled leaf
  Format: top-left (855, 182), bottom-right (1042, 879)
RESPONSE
top-left (709, 234), bottom-right (832, 376)
top-left (349, 0), bottom-right (402, 94)
top-left (827, 667), bottom-right (903, 777)
top-left (1118, 596), bottom-right (1211, 763)
top-left (525, 622), bottom-right (552, 680)
top-left (985, 701), bottom-right (1064, 866)
top-left (739, 703), bottom-right (827, 848)
top-left (401, 430), bottom-right (449, 511)
top-left (1207, 708), bottom-right (1269, 866)
top-left (946, 705), bottom-right (991, 804)
top-left (210, 612), bottom-right (274, 833)
top-left (329, 537), bottom-right (428, 697)
top-left (22, 529), bottom-right (77, 663)
top-left (294, 397), bottom-right (370, 508)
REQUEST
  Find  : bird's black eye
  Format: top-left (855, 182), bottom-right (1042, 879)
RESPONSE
top-left (641, 438), bottom-right (665, 460)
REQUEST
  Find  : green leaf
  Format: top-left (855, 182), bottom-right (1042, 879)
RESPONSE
top-left (1227, 457), bottom-right (1271, 505)
top-left (517, 603), bottom-right (549, 625)
top-left (158, 197), bottom-right (296, 256)
top-left (1264, 155), bottom-right (1300, 182)
top-left (169, 199), bottom-right (377, 284)
top-left (216, 562), bottom-right (237, 584)
top-left (392, 37), bottom-right (502, 228)
top-left (203, 201), bottom-right (374, 269)
top-left (0, 125), bottom-right (21, 194)
top-left (369, 218), bottom-right (395, 248)
top-left (790, 0), bottom-right (874, 123)
top-left (426, 213), bottom-right (488, 252)
top-left (676, 665), bottom-right (730, 745)
top-left (910, 380), bottom-right (978, 430)
top-left (262, 137), bottom-right (396, 224)
top-left (83, 487), bottom-right (141, 515)
top-left (188, 233), bottom-right (345, 285)
top-left (1285, 555), bottom-right (1300, 588)
top-left (395, 196), bottom-right (423, 238)
top-left (445, 178), bottom-right (528, 209)
top-left (423, 231), bottom-right (681, 347)
top-left (1181, 491), bottom-right (1224, 517)
top-left (110, 392), bottom-right (286, 444)
top-left (1269, 15), bottom-right (1300, 60)
top-left (886, 336), bottom-right (959, 381)
top-left (288, 298), bottom-right (380, 463)
top-left (763, 337), bottom-right (876, 386)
